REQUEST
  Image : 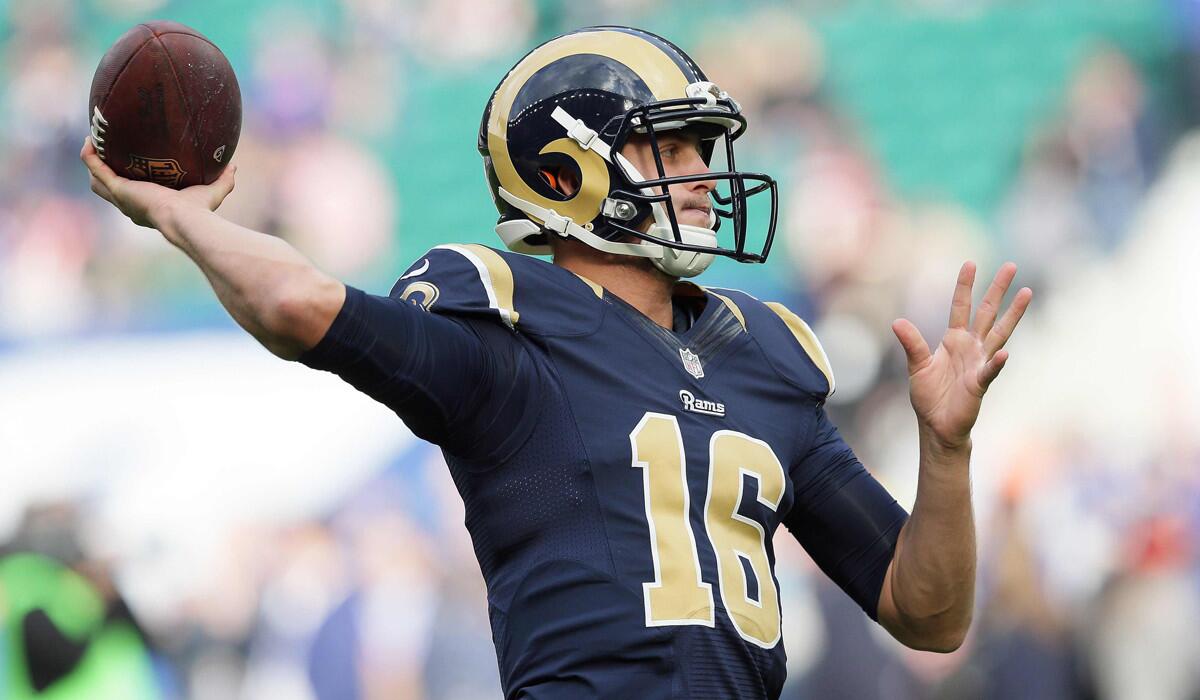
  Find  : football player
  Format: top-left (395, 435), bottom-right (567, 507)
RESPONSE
top-left (82, 26), bottom-right (1031, 700)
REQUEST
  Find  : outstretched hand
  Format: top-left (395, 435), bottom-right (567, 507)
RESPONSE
top-left (80, 137), bottom-right (236, 228)
top-left (892, 262), bottom-right (1032, 451)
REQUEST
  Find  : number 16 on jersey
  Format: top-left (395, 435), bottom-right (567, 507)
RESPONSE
top-left (630, 412), bottom-right (786, 648)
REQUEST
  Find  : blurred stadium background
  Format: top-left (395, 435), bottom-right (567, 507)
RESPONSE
top-left (3, 0), bottom-right (1200, 697)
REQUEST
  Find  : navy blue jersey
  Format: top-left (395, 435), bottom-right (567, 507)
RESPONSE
top-left (301, 244), bottom-right (908, 699)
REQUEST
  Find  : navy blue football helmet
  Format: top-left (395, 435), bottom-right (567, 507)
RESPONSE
top-left (479, 26), bottom-right (778, 277)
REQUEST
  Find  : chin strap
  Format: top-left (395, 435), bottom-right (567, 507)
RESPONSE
top-left (495, 187), bottom-right (662, 259)
top-left (646, 225), bottom-right (716, 278)
top-left (611, 149), bottom-right (717, 279)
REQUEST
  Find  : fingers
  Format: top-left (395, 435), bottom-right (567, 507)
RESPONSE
top-left (80, 136), bottom-right (103, 172)
top-left (979, 349), bottom-right (1009, 389)
top-left (972, 262), bottom-right (1017, 336)
top-left (892, 318), bottom-right (932, 374)
top-left (948, 261), bottom-right (975, 329)
top-left (984, 286), bottom-right (1033, 357)
top-left (88, 174), bottom-right (115, 206)
top-left (180, 164), bottom-right (237, 212)
top-left (211, 164), bottom-right (237, 208)
top-left (80, 136), bottom-right (123, 196)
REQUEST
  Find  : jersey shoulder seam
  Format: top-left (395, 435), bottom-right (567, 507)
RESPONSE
top-left (705, 287), bottom-right (834, 400)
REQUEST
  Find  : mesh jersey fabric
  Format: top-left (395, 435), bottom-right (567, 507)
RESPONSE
top-left (300, 245), bottom-right (908, 699)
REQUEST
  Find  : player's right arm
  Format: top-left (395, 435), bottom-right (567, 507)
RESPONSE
top-left (81, 137), bottom-right (342, 359)
top-left (83, 137), bottom-right (537, 460)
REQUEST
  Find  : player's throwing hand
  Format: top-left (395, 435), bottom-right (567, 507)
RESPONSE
top-left (80, 137), bottom-right (236, 228)
top-left (891, 262), bottom-right (1032, 451)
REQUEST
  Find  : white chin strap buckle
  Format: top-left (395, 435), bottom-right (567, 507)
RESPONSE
top-left (566, 120), bottom-right (598, 150)
top-left (551, 107), bottom-right (613, 162)
top-left (541, 208), bottom-right (572, 237)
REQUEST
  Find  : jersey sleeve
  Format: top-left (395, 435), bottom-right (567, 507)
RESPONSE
top-left (783, 406), bottom-right (909, 621)
top-left (298, 284), bottom-right (540, 462)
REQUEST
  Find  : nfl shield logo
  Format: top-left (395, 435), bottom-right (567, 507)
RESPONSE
top-left (127, 154), bottom-right (187, 187)
top-left (679, 348), bottom-right (704, 379)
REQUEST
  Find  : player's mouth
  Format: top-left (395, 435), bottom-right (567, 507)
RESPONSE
top-left (677, 198), bottom-right (713, 227)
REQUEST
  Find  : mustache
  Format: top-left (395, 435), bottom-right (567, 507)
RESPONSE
top-left (676, 195), bottom-right (712, 213)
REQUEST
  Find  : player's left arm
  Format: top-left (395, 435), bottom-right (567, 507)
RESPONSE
top-left (877, 262), bottom-right (1032, 652)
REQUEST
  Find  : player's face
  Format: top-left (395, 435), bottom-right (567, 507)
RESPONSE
top-left (620, 130), bottom-right (716, 230)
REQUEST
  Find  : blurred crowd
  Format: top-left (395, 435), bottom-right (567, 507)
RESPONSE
top-left (4, 0), bottom-right (1200, 698)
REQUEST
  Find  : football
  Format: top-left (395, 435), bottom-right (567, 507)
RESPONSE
top-left (88, 21), bottom-right (241, 189)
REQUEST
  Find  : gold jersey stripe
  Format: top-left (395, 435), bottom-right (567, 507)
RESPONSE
top-left (764, 302), bottom-right (835, 396)
top-left (705, 290), bottom-right (746, 331)
top-left (572, 272), bottom-right (604, 299)
top-left (434, 244), bottom-right (519, 328)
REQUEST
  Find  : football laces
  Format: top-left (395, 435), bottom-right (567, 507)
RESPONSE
top-left (90, 106), bottom-right (108, 159)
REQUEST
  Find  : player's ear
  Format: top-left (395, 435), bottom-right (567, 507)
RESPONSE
top-left (540, 167), bottom-right (579, 197)
top-left (558, 167), bottom-right (580, 196)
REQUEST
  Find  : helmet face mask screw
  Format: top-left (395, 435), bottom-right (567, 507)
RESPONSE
top-left (614, 201), bottom-right (635, 220)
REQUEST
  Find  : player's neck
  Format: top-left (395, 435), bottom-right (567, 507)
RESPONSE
top-left (553, 242), bottom-right (675, 329)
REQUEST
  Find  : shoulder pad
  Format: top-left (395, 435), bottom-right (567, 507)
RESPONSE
top-left (704, 287), bottom-right (835, 399)
top-left (390, 244), bottom-right (605, 336)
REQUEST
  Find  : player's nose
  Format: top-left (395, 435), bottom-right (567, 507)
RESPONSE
top-left (681, 150), bottom-right (716, 194)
